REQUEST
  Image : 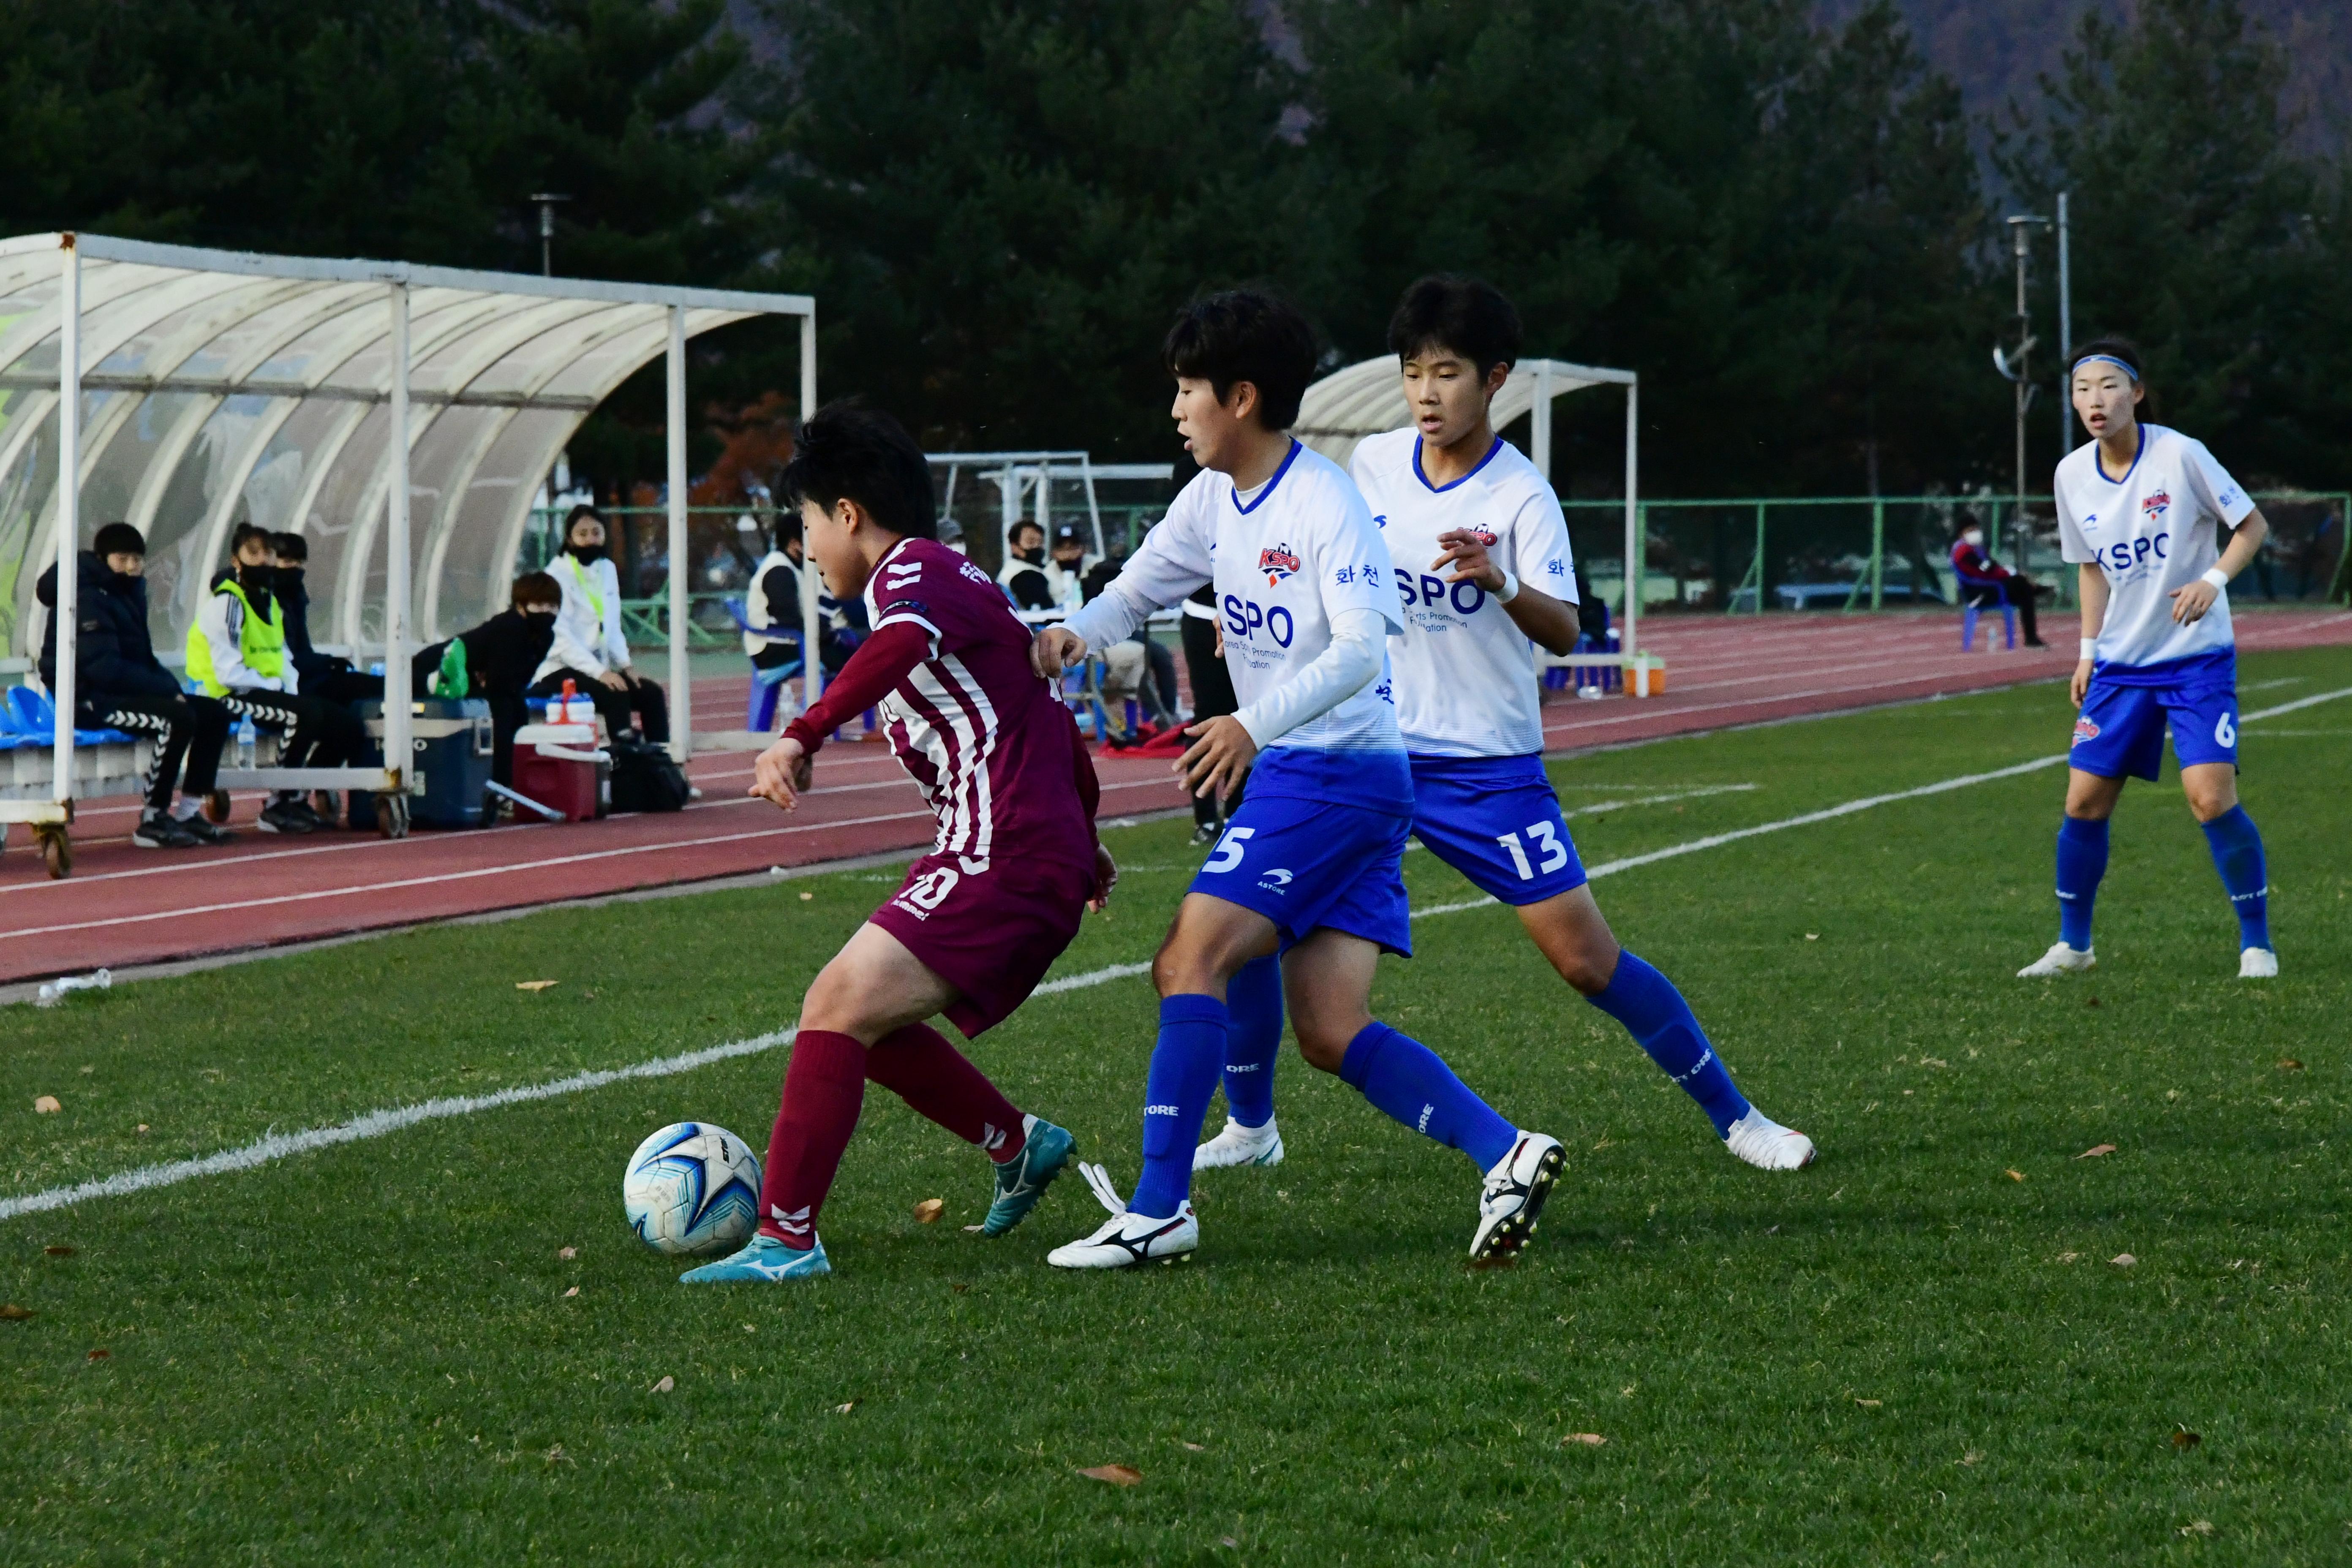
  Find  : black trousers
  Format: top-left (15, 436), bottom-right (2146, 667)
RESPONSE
top-left (79, 691), bottom-right (229, 812)
top-left (1965, 577), bottom-right (2043, 645)
top-left (218, 688), bottom-right (366, 777)
top-left (528, 668), bottom-right (669, 744)
top-left (1178, 612), bottom-right (1250, 829)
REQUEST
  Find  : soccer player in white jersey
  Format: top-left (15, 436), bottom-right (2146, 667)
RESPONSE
top-left (2020, 337), bottom-right (2278, 980)
top-left (1033, 290), bottom-right (1564, 1269)
top-left (1194, 277), bottom-right (1816, 1176)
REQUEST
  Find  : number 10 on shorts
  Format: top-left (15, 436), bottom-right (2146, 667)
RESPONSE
top-left (1496, 821), bottom-right (1568, 881)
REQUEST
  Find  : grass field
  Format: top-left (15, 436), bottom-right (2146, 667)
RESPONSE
top-left (6, 646), bottom-right (2350, 1565)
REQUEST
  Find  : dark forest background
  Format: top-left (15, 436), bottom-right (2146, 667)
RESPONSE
top-left (3, 0), bottom-right (2345, 501)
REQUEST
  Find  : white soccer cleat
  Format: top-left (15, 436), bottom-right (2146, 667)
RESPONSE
top-left (1045, 1162), bottom-right (1198, 1269)
top-left (1193, 1116), bottom-right (1284, 1171)
top-left (2238, 947), bottom-right (2278, 979)
top-left (2017, 942), bottom-right (2096, 978)
top-left (1724, 1107), bottom-right (1816, 1171)
top-left (1470, 1132), bottom-right (1565, 1262)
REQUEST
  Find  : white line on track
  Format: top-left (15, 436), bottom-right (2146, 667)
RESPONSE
top-left (8, 683), bottom-right (2347, 1224)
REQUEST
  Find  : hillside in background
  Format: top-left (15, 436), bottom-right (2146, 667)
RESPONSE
top-left (1825, 0), bottom-right (2348, 152)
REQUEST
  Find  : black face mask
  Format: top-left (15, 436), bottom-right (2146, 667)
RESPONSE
top-left (566, 541), bottom-right (603, 564)
top-left (275, 564), bottom-right (305, 592)
top-left (523, 610), bottom-right (557, 629)
top-left (237, 563), bottom-right (274, 594)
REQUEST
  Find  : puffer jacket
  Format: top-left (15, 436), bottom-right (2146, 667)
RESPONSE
top-left (36, 551), bottom-right (179, 698)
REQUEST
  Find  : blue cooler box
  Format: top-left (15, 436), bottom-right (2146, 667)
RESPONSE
top-left (350, 699), bottom-right (495, 829)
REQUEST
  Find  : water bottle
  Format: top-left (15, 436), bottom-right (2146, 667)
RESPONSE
top-left (237, 716), bottom-right (256, 769)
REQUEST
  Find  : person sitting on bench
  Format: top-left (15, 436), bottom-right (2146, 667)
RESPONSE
top-left (526, 504), bottom-right (669, 743)
top-left (746, 517), bottom-right (853, 678)
top-left (1950, 522), bottom-right (2048, 647)
top-left (413, 571), bottom-right (568, 793)
top-left (36, 522), bottom-right (234, 849)
top-left (186, 523), bottom-right (367, 835)
top-left (271, 532), bottom-right (384, 704)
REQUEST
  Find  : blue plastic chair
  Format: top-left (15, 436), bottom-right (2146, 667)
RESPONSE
top-left (6, 685), bottom-right (131, 745)
top-left (1957, 580), bottom-right (2017, 650)
top-left (724, 597), bottom-right (806, 731)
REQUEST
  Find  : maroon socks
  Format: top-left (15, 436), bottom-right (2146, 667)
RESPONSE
top-left (867, 1022), bottom-right (1028, 1164)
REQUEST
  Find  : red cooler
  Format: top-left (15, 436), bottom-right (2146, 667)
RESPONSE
top-left (509, 723), bottom-right (603, 822)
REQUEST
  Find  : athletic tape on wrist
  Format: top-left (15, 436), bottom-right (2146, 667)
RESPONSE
top-left (1495, 570), bottom-right (1520, 604)
top-left (2200, 567), bottom-right (2230, 591)
top-left (2079, 637), bottom-right (2098, 662)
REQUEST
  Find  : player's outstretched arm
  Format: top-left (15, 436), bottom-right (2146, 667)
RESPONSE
top-left (2170, 507), bottom-right (2266, 626)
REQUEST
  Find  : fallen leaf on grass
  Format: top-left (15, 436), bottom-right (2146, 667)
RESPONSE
top-left (0, 1304), bottom-right (33, 1320)
top-left (2179, 1519), bottom-right (2215, 1537)
top-left (950, 1283), bottom-right (969, 1294)
top-left (1804, 933), bottom-right (1819, 941)
top-left (650, 1375), bottom-right (674, 1394)
top-left (86, 1348), bottom-right (109, 1361)
top-left (961, 1224), bottom-right (983, 1233)
top-left (2173, 1428), bottom-right (2202, 1450)
top-left (1563, 1432), bottom-right (1607, 1447)
top-left (1078, 1464), bottom-right (1142, 1486)
top-left (1854, 1398), bottom-right (1883, 1409)
top-left (2055, 1251), bottom-right (2080, 1263)
top-left (1221, 1538), bottom-right (1240, 1549)
top-left (134, 1124), bottom-right (149, 1135)
top-left (2076, 1144), bottom-right (2117, 1159)
top-left (2004, 1169), bottom-right (2025, 1182)
top-left (558, 1246), bottom-right (577, 1260)
top-left (1960, 1450), bottom-right (1982, 1466)
top-left (835, 1401), bottom-right (857, 1415)
top-left (44, 1245), bottom-right (74, 1257)
top-left (514, 980), bottom-right (559, 992)
top-left (563, 1287), bottom-right (579, 1299)
top-left (33, 1095), bottom-right (60, 1114)
top-left (2278, 1059), bottom-right (2303, 1072)
top-left (2112, 1253), bottom-right (2137, 1267)
top-left (799, 892), bottom-right (814, 902)
top-left (914, 1198), bottom-right (945, 1224)
top-left (1182, 1441), bottom-right (1206, 1452)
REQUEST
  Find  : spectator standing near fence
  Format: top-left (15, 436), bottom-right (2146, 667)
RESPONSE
top-left (528, 503), bottom-right (669, 744)
top-left (186, 523), bottom-right (365, 834)
top-left (1949, 521), bottom-right (2049, 647)
top-left (36, 523), bottom-right (234, 848)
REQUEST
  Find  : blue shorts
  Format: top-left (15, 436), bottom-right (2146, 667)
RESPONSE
top-left (1408, 752), bottom-right (1589, 906)
top-left (1190, 796), bottom-right (1413, 956)
top-left (2070, 675), bottom-right (2238, 781)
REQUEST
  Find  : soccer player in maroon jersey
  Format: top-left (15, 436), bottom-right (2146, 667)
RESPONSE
top-left (683, 403), bottom-right (1115, 1283)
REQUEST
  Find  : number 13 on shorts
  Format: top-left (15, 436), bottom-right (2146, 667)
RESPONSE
top-left (1496, 821), bottom-right (1568, 881)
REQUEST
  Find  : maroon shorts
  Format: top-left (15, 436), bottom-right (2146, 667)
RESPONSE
top-left (866, 848), bottom-right (1096, 1038)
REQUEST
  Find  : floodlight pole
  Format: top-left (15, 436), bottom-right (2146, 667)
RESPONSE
top-left (798, 308), bottom-right (822, 709)
top-left (2055, 192), bottom-right (2073, 459)
top-left (52, 235), bottom-right (80, 805)
top-left (384, 281), bottom-right (414, 792)
top-left (665, 305), bottom-right (691, 764)
top-left (531, 193), bottom-right (570, 277)
top-left (2005, 215), bottom-right (2050, 567)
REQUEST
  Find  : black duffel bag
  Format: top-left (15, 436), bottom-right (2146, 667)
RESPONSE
top-left (607, 735), bottom-right (691, 813)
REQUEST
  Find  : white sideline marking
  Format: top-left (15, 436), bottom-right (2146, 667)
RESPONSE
top-left (11, 683), bottom-right (2348, 1225)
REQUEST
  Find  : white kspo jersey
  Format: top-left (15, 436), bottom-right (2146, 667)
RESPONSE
top-left (2055, 424), bottom-right (2253, 670)
top-left (1351, 428), bottom-right (1576, 757)
top-left (1073, 440), bottom-right (1405, 754)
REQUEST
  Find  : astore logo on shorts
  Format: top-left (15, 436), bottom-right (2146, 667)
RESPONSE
top-left (2072, 716), bottom-right (2101, 744)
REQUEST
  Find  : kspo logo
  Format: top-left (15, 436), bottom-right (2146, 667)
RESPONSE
top-left (1222, 593), bottom-right (1295, 647)
top-left (2101, 531), bottom-right (2169, 574)
top-left (1399, 572), bottom-right (1487, 615)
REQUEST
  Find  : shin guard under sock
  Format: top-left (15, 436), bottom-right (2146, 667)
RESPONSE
top-left (1219, 954), bottom-right (1283, 1127)
top-left (1588, 951), bottom-right (1750, 1137)
top-left (2200, 805), bottom-right (2270, 950)
top-left (1337, 1022), bottom-right (1516, 1171)
top-left (866, 1022), bottom-right (1028, 1162)
top-left (1127, 995), bottom-right (1228, 1219)
top-left (2055, 815), bottom-right (2110, 951)
top-left (755, 1029), bottom-right (867, 1248)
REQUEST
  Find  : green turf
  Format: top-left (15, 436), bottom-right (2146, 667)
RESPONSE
top-left (5, 648), bottom-right (2349, 1564)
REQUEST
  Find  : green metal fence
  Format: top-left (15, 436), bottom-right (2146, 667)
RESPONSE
top-left (1561, 491), bottom-right (2349, 615)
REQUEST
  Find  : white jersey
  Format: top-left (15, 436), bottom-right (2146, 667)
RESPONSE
top-left (2055, 424), bottom-right (2252, 670)
top-left (1351, 429), bottom-right (1575, 757)
top-left (1068, 440), bottom-right (1404, 755)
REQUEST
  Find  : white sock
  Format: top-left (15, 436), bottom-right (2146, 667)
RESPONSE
top-left (174, 797), bottom-right (203, 820)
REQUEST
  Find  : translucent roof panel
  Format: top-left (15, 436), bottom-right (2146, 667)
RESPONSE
top-left (1295, 356), bottom-right (1632, 470)
top-left (0, 233), bottom-right (812, 658)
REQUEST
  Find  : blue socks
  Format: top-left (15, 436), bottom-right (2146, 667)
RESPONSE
top-left (2200, 805), bottom-right (2270, 950)
top-left (1219, 954), bottom-right (1283, 1127)
top-left (1127, 994), bottom-right (1227, 1219)
top-left (1338, 1022), bottom-right (1517, 1171)
top-left (1589, 951), bottom-right (1750, 1137)
top-left (2055, 815), bottom-right (2109, 950)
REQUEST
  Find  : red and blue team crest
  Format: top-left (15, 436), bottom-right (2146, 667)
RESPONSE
top-left (2072, 715), bottom-right (2101, 745)
top-left (2141, 489), bottom-right (2171, 520)
top-left (1467, 528), bottom-right (1498, 546)
top-left (1258, 544), bottom-right (1301, 586)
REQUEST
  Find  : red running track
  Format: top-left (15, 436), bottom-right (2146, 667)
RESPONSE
top-left (8, 607), bottom-right (2345, 983)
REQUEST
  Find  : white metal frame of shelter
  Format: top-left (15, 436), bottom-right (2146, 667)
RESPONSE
top-left (929, 450), bottom-right (1107, 560)
top-left (1294, 355), bottom-right (1648, 689)
top-left (0, 231), bottom-right (815, 848)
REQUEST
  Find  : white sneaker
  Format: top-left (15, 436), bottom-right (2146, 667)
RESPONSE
top-left (2017, 942), bottom-right (2096, 978)
top-left (1193, 1116), bottom-right (1284, 1171)
top-left (2238, 947), bottom-right (2278, 979)
top-left (1470, 1132), bottom-right (1565, 1262)
top-left (1724, 1107), bottom-right (1816, 1171)
top-left (1045, 1162), bottom-right (1199, 1269)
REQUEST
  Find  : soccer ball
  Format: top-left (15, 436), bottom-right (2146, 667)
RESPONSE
top-left (622, 1122), bottom-right (762, 1256)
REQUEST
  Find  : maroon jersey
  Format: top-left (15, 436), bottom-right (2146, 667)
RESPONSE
top-left (785, 536), bottom-right (1099, 871)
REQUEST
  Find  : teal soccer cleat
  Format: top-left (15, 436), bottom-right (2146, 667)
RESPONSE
top-left (983, 1114), bottom-right (1075, 1237)
top-left (679, 1234), bottom-right (830, 1283)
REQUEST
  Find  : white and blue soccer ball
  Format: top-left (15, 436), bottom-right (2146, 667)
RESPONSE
top-left (622, 1122), bottom-right (762, 1256)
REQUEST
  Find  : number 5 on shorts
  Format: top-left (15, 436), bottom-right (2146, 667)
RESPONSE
top-left (1204, 825), bottom-right (1255, 874)
top-left (1496, 821), bottom-right (1568, 881)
